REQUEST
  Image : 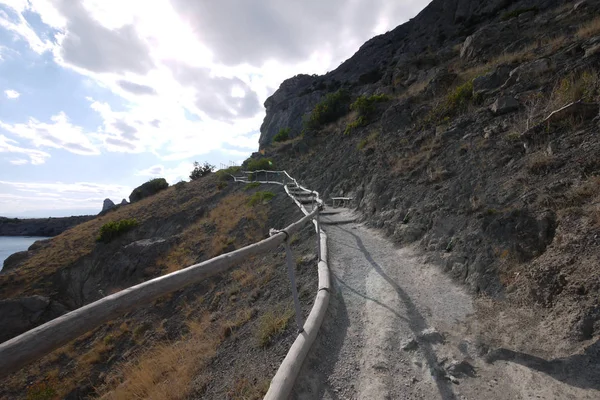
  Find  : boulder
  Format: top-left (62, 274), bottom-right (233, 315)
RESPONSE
top-left (120, 199), bottom-right (129, 205)
top-left (2, 250), bottom-right (29, 272)
top-left (507, 58), bottom-right (551, 83)
top-left (0, 296), bottom-right (68, 343)
top-left (129, 178), bottom-right (169, 203)
top-left (472, 65), bottom-right (512, 95)
top-left (490, 96), bottom-right (519, 115)
top-left (460, 25), bottom-right (500, 61)
top-left (102, 198), bottom-right (115, 213)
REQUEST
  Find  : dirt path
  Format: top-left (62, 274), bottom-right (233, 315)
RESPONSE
top-left (293, 213), bottom-right (600, 399)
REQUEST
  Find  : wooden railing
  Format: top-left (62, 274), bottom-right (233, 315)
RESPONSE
top-left (0, 172), bottom-right (331, 400)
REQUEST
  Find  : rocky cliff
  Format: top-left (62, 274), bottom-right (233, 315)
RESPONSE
top-left (259, 0), bottom-right (565, 147)
top-left (258, 0), bottom-right (600, 343)
top-left (0, 216), bottom-right (94, 237)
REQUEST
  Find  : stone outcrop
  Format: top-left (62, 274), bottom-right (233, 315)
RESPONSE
top-left (0, 216), bottom-right (94, 237)
top-left (0, 296), bottom-right (67, 343)
top-left (129, 178), bottom-right (169, 203)
top-left (102, 198), bottom-right (116, 213)
top-left (258, 0), bottom-right (565, 148)
top-left (2, 251), bottom-right (29, 272)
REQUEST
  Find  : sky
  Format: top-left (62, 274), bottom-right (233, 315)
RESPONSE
top-left (0, 0), bottom-right (429, 217)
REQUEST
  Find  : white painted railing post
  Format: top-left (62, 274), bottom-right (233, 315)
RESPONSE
top-left (284, 240), bottom-right (304, 332)
top-left (316, 207), bottom-right (322, 262)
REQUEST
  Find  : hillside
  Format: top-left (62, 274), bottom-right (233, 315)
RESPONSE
top-left (0, 216), bottom-right (94, 237)
top-left (0, 175), bottom-right (319, 399)
top-left (2, 0), bottom-right (600, 398)
top-left (255, 0), bottom-right (600, 351)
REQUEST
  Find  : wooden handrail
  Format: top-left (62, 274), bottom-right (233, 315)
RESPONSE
top-left (0, 207), bottom-right (319, 378)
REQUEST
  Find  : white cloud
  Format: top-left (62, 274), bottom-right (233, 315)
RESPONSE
top-left (4, 89), bottom-right (20, 99)
top-left (0, 112), bottom-right (101, 155)
top-left (0, 179), bottom-right (131, 214)
top-left (136, 161), bottom-right (194, 183)
top-left (9, 158), bottom-right (28, 165)
top-left (0, 134), bottom-right (50, 164)
top-left (0, 1), bottom-right (54, 54)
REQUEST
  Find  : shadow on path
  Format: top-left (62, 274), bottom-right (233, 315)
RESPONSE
top-left (486, 340), bottom-right (600, 391)
top-left (293, 264), bottom-right (351, 400)
top-left (332, 271), bottom-right (410, 324)
top-left (334, 224), bottom-right (457, 400)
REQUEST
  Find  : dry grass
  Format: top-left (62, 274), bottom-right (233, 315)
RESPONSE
top-left (159, 191), bottom-right (268, 273)
top-left (527, 152), bottom-right (557, 174)
top-left (564, 176), bottom-right (600, 206)
top-left (458, 36), bottom-right (568, 82)
top-left (547, 70), bottom-right (600, 111)
top-left (577, 16), bottom-right (600, 39)
top-left (255, 307), bottom-right (294, 348)
top-left (99, 316), bottom-right (217, 400)
top-left (0, 177), bottom-right (222, 298)
top-left (227, 377), bottom-right (270, 400)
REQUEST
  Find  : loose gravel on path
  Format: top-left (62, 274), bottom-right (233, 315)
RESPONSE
top-left (293, 214), bottom-right (600, 399)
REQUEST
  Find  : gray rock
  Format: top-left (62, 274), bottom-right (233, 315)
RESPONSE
top-left (120, 199), bottom-right (129, 205)
top-left (446, 360), bottom-right (476, 378)
top-left (401, 338), bottom-right (419, 351)
top-left (418, 327), bottom-right (444, 344)
top-left (2, 250), bottom-right (29, 272)
top-left (574, 0), bottom-right (588, 11)
top-left (102, 198), bottom-right (116, 212)
top-left (460, 25), bottom-right (501, 61)
top-left (0, 296), bottom-right (68, 343)
top-left (507, 58), bottom-right (551, 83)
top-left (472, 65), bottom-right (512, 95)
top-left (490, 96), bottom-right (519, 115)
top-left (393, 224), bottom-right (426, 243)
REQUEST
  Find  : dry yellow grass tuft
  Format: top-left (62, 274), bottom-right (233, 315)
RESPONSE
top-left (227, 377), bottom-right (270, 400)
top-left (577, 16), bottom-right (600, 38)
top-left (99, 316), bottom-right (218, 400)
top-left (255, 307), bottom-right (294, 348)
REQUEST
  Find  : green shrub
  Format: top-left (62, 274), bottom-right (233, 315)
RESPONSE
top-left (244, 182), bottom-right (261, 190)
top-left (350, 94), bottom-right (390, 117)
top-left (344, 116), bottom-right (367, 135)
top-left (304, 89), bottom-right (351, 130)
top-left (103, 334), bottom-right (115, 346)
top-left (215, 166), bottom-right (241, 181)
top-left (425, 80), bottom-right (475, 125)
top-left (248, 191), bottom-right (275, 206)
top-left (246, 158), bottom-right (274, 171)
top-left (189, 161), bottom-right (215, 180)
top-left (97, 219), bottom-right (139, 243)
top-left (26, 383), bottom-right (56, 400)
top-left (273, 127), bottom-right (290, 142)
top-left (357, 130), bottom-right (380, 150)
top-left (500, 6), bottom-right (538, 21)
top-left (129, 178), bottom-right (169, 203)
top-left (345, 94), bottom-right (390, 134)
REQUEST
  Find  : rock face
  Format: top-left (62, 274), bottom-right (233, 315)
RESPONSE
top-left (0, 216), bottom-right (94, 237)
top-left (102, 198), bottom-right (116, 212)
top-left (129, 178), bottom-right (169, 203)
top-left (0, 296), bottom-right (67, 343)
top-left (490, 96), bottom-right (520, 115)
top-left (258, 0), bottom-right (549, 148)
top-left (2, 251), bottom-right (29, 272)
top-left (259, 0), bottom-right (600, 341)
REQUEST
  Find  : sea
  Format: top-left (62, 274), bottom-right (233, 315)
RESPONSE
top-left (0, 236), bottom-right (49, 271)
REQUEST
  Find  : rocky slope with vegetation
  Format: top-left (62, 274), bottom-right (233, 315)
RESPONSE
top-left (0, 216), bottom-right (94, 237)
top-left (255, 0), bottom-right (600, 353)
top-left (0, 174), bottom-right (320, 399)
